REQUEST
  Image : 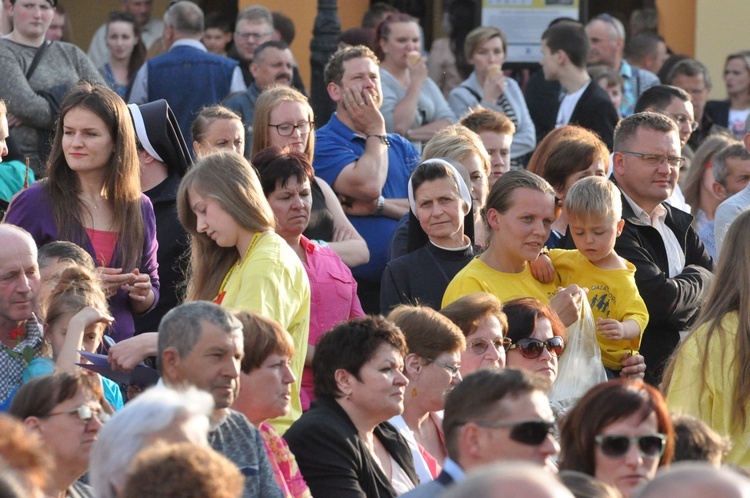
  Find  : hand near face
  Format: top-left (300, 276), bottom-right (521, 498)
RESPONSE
top-left (529, 253), bottom-right (555, 284)
top-left (342, 86), bottom-right (385, 136)
top-left (407, 54), bottom-right (428, 85)
top-left (69, 306), bottom-right (113, 329)
top-left (482, 70), bottom-right (506, 103)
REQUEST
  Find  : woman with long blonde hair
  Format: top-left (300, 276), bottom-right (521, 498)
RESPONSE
top-left (177, 150), bottom-right (310, 434)
top-left (663, 209), bottom-right (750, 468)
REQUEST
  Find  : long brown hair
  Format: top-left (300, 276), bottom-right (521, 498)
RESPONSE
top-left (177, 151), bottom-right (275, 302)
top-left (45, 82), bottom-right (144, 271)
top-left (682, 135), bottom-right (733, 219)
top-left (662, 210), bottom-right (750, 430)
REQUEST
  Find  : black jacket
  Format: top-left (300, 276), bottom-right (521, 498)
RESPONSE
top-left (614, 194), bottom-right (714, 383)
top-left (285, 397), bottom-right (419, 498)
top-left (568, 81), bottom-right (620, 150)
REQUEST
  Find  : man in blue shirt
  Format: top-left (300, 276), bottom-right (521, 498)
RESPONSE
top-left (314, 46), bottom-right (420, 313)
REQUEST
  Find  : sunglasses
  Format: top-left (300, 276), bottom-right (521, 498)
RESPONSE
top-left (429, 359), bottom-right (461, 378)
top-left (595, 433), bottom-right (667, 459)
top-left (467, 337), bottom-right (512, 355)
top-left (48, 403), bottom-right (110, 425)
top-left (508, 336), bottom-right (564, 359)
top-left (474, 419), bottom-right (556, 446)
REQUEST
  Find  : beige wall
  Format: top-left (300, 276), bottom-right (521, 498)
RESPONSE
top-left (694, 0), bottom-right (750, 100)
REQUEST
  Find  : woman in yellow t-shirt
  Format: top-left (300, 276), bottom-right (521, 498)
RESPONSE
top-left (442, 169), bottom-right (582, 326)
top-left (663, 210), bottom-right (750, 468)
top-left (177, 150), bottom-right (310, 434)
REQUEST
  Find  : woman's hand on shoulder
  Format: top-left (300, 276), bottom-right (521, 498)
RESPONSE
top-left (529, 254), bottom-right (555, 284)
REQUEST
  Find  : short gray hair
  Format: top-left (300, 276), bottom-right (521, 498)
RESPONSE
top-left (589, 13), bottom-right (625, 40)
top-left (666, 58), bottom-right (712, 91)
top-left (165, 0), bottom-right (203, 35)
top-left (89, 386), bottom-right (213, 498)
top-left (236, 5), bottom-right (272, 26)
top-left (712, 142), bottom-right (750, 186)
top-left (442, 462), bottom-right (574, 498)
top-left (157, 301), bottom-right (242, 366)
top-left (613, 112), bottom-right (679, 152)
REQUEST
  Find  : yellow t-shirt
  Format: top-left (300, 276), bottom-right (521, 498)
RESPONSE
top-left (666, 312), bottom-right (749, 469)
top-left (218, 231), bottom-right (311, 434)
top-left (550, 249), bottom-right (648, 369)
top-left (442, 256), bottom-right (560, 308)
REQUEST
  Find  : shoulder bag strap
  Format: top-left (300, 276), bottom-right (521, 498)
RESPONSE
top-left (25, 40), bottom-right (51, 81)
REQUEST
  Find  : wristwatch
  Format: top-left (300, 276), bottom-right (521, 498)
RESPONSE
top-left (376, 195), bottom-right (385, 217)
top-left (366, 134), bottom-right (391, 148)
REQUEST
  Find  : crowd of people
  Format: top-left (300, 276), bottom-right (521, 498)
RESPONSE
top-left (1, 1), bottom-right (750, 497)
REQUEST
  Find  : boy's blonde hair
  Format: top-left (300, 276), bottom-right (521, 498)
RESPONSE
top-left (564, 176), bottom-right (622, 224)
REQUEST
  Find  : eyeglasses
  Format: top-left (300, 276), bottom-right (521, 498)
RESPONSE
top-left (661, 112), bottom-right (699, 132)
top-left (508, 336), bottom-right (564, 359)
top-left (429, 359), bottom-right (461, 377)
top-left (619, 151), bottom-right (686, 167)
top-left (595, 433), bottom-right (667, 459)
top-left (47, 403), bottom-right (110, 425)
top-left (269, 121), bottom-right (314, 136)
top-left (234, 31), bottom-right (272, 41)
top-left (473, 419), bottom-right (556, 446)
top-left (467, 337), bottom-right (512, 355)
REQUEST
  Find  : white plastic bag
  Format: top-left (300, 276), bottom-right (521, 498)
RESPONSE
top-left (548, 292), bottom-right (608, 412)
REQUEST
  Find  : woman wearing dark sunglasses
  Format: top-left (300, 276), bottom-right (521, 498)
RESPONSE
top-left (503, 297), bottom-right (565, 387)
top-left (9, 370), bottom-right (108, 498)
top-left (559, 379), bottom-right (674, 498)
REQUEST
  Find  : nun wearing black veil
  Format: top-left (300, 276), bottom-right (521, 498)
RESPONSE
top-left (128, 100), bottom-right (192, 333)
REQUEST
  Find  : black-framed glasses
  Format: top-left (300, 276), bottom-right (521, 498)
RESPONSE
top-left (269, 121), bottom-right (314, 136)
top-left (429, 359), bottom-right (461, 378)
top-left (661, 112), bottom-right (699, 132)
top-left (48, 403), bottom-right (110, 425)
top-left (234, 31), bottom-right (273, 41)
top-left (508, 336), bottom-right (564, 359)
top-left (473, 419), bottom-right (556, 446)
top-left (595, 433), bottom-right (667, 459)
top-left (619, 151), bottom-right (686, 167)
top-left (467, 337), bottom-right (512, 355)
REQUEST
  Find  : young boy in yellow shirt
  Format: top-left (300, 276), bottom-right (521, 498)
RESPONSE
top-left (549, 176), bottom-right (649, 378)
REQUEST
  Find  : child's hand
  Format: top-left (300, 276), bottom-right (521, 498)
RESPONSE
top-left (597, 318), bottom-right (625, 340)
top-left (69, 306), bottom-right (114, 329)
top-left (530, 254), bottom-right (555, 284)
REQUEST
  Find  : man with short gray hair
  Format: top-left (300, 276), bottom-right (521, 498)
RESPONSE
top-left (158, 301), bottom-right (283, 498)
top-left (230, 5), bottom-right (307, 94)
top-left (586, 14), bottom-right (660, 117)
top-left (714, 116), bottom-right (750, 256)
top-left (129, 1), bottom-right (245, 146)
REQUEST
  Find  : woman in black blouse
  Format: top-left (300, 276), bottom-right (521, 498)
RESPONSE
top-left (284, 315), bottom-right (419, 497)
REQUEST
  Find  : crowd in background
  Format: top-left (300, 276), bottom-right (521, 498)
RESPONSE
top-left (1, 1), bottom-right (750, 497)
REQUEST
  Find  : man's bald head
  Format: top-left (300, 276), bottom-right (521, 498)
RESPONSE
top-left (634, 462), bottom-right (750, 498)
